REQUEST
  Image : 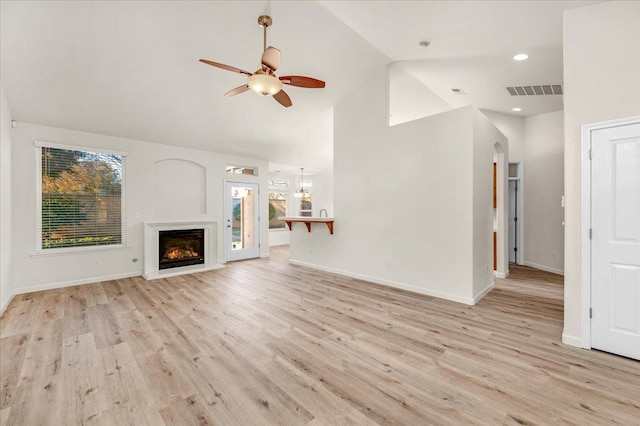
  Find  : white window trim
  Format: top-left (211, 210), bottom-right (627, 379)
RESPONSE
top-left (34, 141), bottom-right (128, 254)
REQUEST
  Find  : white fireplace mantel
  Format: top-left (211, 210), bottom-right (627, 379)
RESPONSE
top-left (143, 220), bottom-right (224, 280)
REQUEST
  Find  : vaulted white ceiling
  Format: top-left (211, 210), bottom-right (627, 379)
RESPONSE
top-left (0, 1), bottom-right (387, 172)
top-left (322, 0), bottom-right (599, 117)
top-left (1, 1), bottom-right (600, 172)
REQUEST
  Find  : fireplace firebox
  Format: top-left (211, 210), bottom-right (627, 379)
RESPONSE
top-left (158, 228), bottom-right (205, 270)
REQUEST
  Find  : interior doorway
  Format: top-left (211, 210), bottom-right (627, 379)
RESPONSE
top-left (225, 182), bottom-right (260, 262)
top-left (508, 161), bottom-right (523, 265)
top-left (508, 180), bottom-right (519, 263)
top-left (493, 143), bottom-right (508, 278)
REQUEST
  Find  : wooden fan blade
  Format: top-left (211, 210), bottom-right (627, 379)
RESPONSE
top-left (199, 59), bottom-right (252, 76)
top-left (261, 46), bottom-right (281, 72)
top-left (225, 85), bottom-right (250, 97)
top-left (279, 75), bottom-right (325, 89)
top-left (273, 89), bottom-right (292, 108)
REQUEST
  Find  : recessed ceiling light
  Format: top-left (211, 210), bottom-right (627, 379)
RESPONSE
top-left (419, 41), bottom-right (431, 48)
top-left (512, 107), bottom-right (522, 112)
top-left (513, 53), bottom-right (528, 61)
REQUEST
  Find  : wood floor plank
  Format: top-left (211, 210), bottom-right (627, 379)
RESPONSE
top-left (6, 376), bottom-right (65, 425)
top-left (96, 342), bottom-right (166, 425)
top-left (1, 249), bottom-right (639, 425)
top-left (0, 407), bottom-right (9, 426)
top-left (0, 299), bottom-right (40, 339)
top-left (159, 394), bottom-right (216, 426)
top-left (0, 334), bottom-right (29, 410)
top-left (17, 317), bottom-right (63, 388)
top-left (60, 332), bottom-right (103, 424)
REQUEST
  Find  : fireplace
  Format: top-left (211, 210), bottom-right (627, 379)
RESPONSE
top-left (144, 221), bottom-right (222, 280)
top-left (158, 228), bottom-right (205, 270)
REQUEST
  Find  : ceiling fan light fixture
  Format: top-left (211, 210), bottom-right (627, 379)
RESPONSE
top-left (247, 71), bottom-right (282, 96)
top-left (199, 14), bottom-right (325, 107)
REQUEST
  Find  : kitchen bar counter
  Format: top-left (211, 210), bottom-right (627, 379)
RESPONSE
top-left (278, 216), bottom-right (334, 234)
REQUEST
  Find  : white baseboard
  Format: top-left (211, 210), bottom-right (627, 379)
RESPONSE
top-left (524, 261), bottom-right (564, 276)
top-left (12, 271), bottom-right (140, 295)
top-left (473, 281), bottom-right (495, 304)
top-left (289, 259), bottom-right (477, 305)
top-left (494, 270), bottom-right (509, 278)
top-left (562, 331), bottom-right (582, 348)
top-left (0, 290), bottom-right (16, 316)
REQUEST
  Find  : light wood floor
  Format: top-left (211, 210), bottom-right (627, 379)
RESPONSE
top-left (1, 246), bottom-right (639, 425)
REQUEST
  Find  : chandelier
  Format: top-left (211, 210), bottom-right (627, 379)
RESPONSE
top-left (294, 167), bottom-right (309, 198)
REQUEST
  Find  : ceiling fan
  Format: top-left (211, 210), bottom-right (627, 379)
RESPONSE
top-left (199, 15), bottom-right (325, 108)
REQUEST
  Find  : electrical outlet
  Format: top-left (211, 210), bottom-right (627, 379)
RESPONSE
top-left (384, 262), bottom-right (391, 269)
top-left (94, 258), bottom-right (101, 266)
top-left (309, 249), bottom-right (313, 255)
top-left (552, 252), bottom-right (557, 259)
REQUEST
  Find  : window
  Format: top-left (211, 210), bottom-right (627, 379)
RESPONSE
top-left (226, 165), bottom-right (258, 176)
top-left (37, 142), bottom-right (126, 251)
top-left (268, 179), bottom-right (289, 188)
top-left (268, 192), bottom-right (287, 229)
top-left (299, 194), bottom-right (312, 217)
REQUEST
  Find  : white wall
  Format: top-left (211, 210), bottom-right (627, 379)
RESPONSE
top-left (563, 1), bottom-right (640, 344)
top-left (269, 228), bottom-right (291, 247)
top-left (481, 110), bottom-right (525, 162)
top-left (10, 123), bottom-right (269, 294)
top-left (389, 63), bottom-right (452, 126)
top-left (307, 172), bottom-right (334, 218)
top-left (473, 109), bottom-right (509, 292)
top-left (0, 84), bottom-right (13, 313)
top-left (289, 65), bottom-right (506, 304)
top-left (524, 111), bottom-right (564, 274)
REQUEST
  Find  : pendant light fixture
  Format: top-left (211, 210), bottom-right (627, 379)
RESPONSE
top-left (294, 167), bottom-right (309, 198)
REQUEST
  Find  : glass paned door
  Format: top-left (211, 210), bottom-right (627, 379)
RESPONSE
top-left (225, 182), bottom-right (260, 261)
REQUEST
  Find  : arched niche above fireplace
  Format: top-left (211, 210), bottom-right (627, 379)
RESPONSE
top-left (153, 159), bottom-right (206, 216)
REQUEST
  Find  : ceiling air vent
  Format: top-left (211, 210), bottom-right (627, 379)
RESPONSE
top-left (451, 88), bottom-right (466, 95)
top-left (506, 84), bottom-right (563, 96)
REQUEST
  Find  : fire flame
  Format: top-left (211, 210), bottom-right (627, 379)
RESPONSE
top-left (164, 247), bottom-right (198, 260)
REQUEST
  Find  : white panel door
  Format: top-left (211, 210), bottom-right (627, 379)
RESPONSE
top-left (591, 122), bottom-right (640, 360)
top-left (225, 182), bottom-right (260, 262)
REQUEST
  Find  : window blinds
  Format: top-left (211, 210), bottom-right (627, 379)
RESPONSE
top-left (37, 143), bottom-right (126, 250)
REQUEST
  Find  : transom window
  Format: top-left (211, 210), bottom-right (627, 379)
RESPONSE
top-left (36, 142), bottom-right (126, 251)
top-left (226, 165), bottom-right (258, 176)
top-left (268, 179), bottom-right (289, 187)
